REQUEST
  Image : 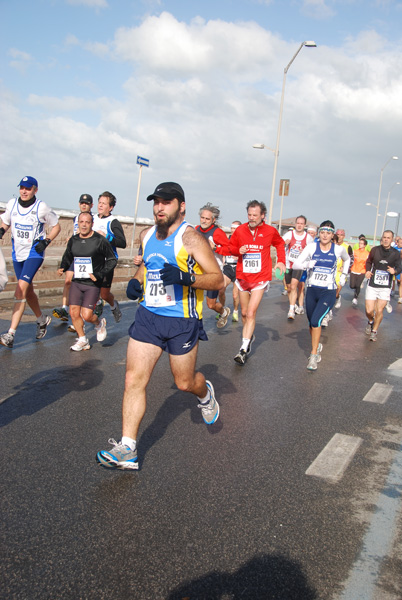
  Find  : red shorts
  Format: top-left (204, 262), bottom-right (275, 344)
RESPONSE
top-left (235, 279), bottom-right (270, 293)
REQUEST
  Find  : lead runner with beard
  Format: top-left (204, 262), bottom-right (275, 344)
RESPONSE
top-left (97, 182), bottom-right (224, 470)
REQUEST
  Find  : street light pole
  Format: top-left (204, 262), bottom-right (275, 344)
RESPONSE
top-left (374, 156), bottom-right (398, 244)
top-left (267, 41), bottom-right (316, 225)
top-left (382, 181), bottom-right (400, 233)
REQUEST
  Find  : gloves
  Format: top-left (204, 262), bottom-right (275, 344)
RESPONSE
top-left (126, 278), bottom-right (143, 300)
top-left (160, 263), bottom-right (191, 287)
top-left (34, 238), bottom-right (50, 254)
top-left (339, 274), bottom-right (347, 287)
top-left (0, 227), bottom-right (5, 239)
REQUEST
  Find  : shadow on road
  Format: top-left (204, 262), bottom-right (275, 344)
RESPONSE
top-left (167, 552), bottom-right (318, 599)
top-left (0, 359), bottom-right (104, 427)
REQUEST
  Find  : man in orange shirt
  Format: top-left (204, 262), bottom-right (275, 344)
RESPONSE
top-left (349, 237), bottom-right (369, 305)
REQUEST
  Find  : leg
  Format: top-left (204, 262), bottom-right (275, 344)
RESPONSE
top-left (122, 339), bottom-right (163, 440)
top-left (288, 278), bottom-right (299, 307)
top-left (365, 299), bottom-right (376, 323)
top-left (62, 271), bottom-right (73, 306)
top-left (232, 282), bottom-right (239, 312)
top-left (372, 299), bottom-right (387, 332)
top-left (101, 286), bottom-right (115, 308)
top-left (169, 343), bottom-right (207, 398)
top-left (240, 288), bottom-right (265, 340)
top-left (70, 305), bottom-right (86, 338)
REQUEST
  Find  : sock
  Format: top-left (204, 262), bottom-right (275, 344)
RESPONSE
top-left (241, 338), bottom-right (250, 351)
top-left (37, 314), bottom-right (47, 325)
top-left (197, 389), bottom-right (211, 404)
top-left (62, 305), bottom-right (69, 311)
top-left (121, 436), bottom-right (136, 451)
top-left (290, 304), bottom-right (295, 310)
top-left (78, 335), bottom-right (87, 341)
top-left (111, 304), bottom-right (116, 311)
top-left (8, 328), bottom-right (16, 336)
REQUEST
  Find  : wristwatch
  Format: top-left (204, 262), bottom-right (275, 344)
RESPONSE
top-left (190, 274), bottom-right (196, 284)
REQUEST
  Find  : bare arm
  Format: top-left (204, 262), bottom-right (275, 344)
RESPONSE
top-left (183, 227), bottom-right (224, 291)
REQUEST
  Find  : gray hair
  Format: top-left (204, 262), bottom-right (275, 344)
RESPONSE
top-left (199, 202), bottom-right (220, 222)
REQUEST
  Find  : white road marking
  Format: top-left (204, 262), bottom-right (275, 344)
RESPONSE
top-left (305, 433), bottom-right (363, 483)
top-left (362, 382), bottom-right (393, 404)
top-left (388, 358), bottom-right (402, 377)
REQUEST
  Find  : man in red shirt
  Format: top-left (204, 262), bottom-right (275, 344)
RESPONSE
top-left (229, 200), bottom-right (286, 364)
top-left (195, 203), bottom-right (232, 328)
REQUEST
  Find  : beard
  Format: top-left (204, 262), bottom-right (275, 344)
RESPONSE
top-left (155, 206), bottom-right (182, 239)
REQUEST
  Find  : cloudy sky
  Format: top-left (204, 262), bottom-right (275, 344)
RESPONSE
top-left (1, 0), bottom-right (401, 237)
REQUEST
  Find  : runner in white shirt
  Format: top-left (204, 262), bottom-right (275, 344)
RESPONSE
top-left (0, 176), bottom-right (60, 348)
top-left (292, 220), bottom-right (350, 371)
top-left (282, 215), bottom-right (313, 319)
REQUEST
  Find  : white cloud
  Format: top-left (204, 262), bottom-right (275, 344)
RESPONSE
top-left (301, 0), bottom-right (336, 19)
top-left (66, 0), bottom-right (108, 8)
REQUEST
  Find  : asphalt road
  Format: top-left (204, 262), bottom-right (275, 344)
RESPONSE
top-left (1, 282), bottom-right (402, 600)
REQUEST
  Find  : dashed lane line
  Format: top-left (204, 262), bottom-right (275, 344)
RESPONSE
top-left (305, 433), bottom-right (363, 483)
top-left (362, 382), bottom-right (393, 404)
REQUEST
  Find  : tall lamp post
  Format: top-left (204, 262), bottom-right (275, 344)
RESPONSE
top-left (266, 40), bottom-right (316, 225)
top-left (382, 182), bottom-right (400, 233)
top-left (374, 156), bottom-right (398, 244)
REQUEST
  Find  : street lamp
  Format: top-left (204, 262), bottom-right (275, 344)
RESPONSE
top-left (386, 211), bottom-right (400, 237)
top-left (265, 40), bottom-right (317, 225)
top-left (374, 156), bottom-right (398, 243)
top-left (382, 182), bottom-right (400, 233)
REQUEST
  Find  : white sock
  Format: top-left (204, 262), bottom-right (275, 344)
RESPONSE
top-left (121, 436), bottom-right (136, 451)
top-left (78, 335), bottom-right (87, 341)
top-left (37, 314), bottom-right (47, 325)
top-left (198, 389), bottom-right (211, 404)
top-left (241, 338), bottom-right (250, 351)
top-left (290, 304), bottom-right (295, 310)
top-left (8, 328), bottom-right (16, 336)
top-left (62, 305), bottom-right (69, 311)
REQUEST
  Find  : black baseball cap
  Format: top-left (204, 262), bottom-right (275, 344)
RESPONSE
top-left (147, 182), bottom-right (185, 203)
top-left (79, 194), bottom-right (93, 204)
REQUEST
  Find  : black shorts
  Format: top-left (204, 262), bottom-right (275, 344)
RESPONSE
top-left (69, 281), bottom-right (100, 310)
top-left (129, 305), bottom-right (208, 355)
top-left (101, 267), bottom-right (115, 289)
top-left (223, 263), bottom-right (237, 282)
top-left (284, 268), bottom-right (304, 285)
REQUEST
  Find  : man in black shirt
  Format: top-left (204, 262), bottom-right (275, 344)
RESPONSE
top-left (58, 212), bottom-right (117, 351)
top-left (364, 229), bottom-right (402, 341)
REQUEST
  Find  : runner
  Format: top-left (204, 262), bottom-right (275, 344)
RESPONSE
top-left (96, 182), bottom-right (223, 470)
top-left (218, 220), bottom-right (241, 322)
top-left (282, 215), bottom-right (313, 319)
top-left (228, 200), bottom-right (286, 365)
top-left (58, 212), bottom-right (118, 350)
top-left (93, 191), bottom-right (127, 323)
top-left (52, 193), bottom-right (93, 322)
top-left (195, 203), bottom-right (231, 328)
top-left (349, 237), bottom-right (369, 306)
top-left (364, 230), bottom-right (402, 341)
top-left (0, 176), bottom-right (60, 348)
top-left (334, 228), bottom-right (353, 309)
top-left (0, 247), bottom-right (8, 292)
top-left (292, 220), bottom-right (350, 370)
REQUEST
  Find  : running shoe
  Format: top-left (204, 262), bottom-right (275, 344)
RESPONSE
top-left (328, 310), bottom-right (333, 321)
top-left (52, 307), bottom-right (69, 321)
top-left (385, 302), bottom-right (393, 314)
top-left (36, 316), bottom-right (51, 340)
top-left (94, 299), bottom-right (104, 318)
top-left (281, 290), bottom-right (288, 296)
top-left (295, 306), bottom-right (305, 315)
top-left (287, 308), bottom-right (295, 320)
top-left (352, 298), bottom-right (358, 306)
top-left (317, 343), bottom-right (323, 362)
top-left (232, 310), bottom-right (239, 322)
top-left (112, 300), bottom-right (122, 323)
top-left (307, 354), bottom-right (318, 370)
top-left (70, 337), bottom-right (91, 352)
top-left (234, 348), bottom-right (247, 365)
top-left (68, 324), bottom-right (76, 333)
top-left (246, 334), bottom-right (256, 355)
top-left (369, 330), bottom-right (377, 342)
top-left (321, 314), bottom-right (329, 327)
top-left (398, 298), bottom-right (402, 304)
top-left (198, 380), bottom-right (220, 425)
top-left (0, 332), bottom-right (14, 348)
top-left (334, 296), bottom-right (341, 309)
top-left (96, 318), bottom-right (107, 342)
top-left (97, 439), bottom-right (138, 470)
top-left (365, 321), bottom-right (374, 335)
top-left (217, 306), bottom-right (231, 329)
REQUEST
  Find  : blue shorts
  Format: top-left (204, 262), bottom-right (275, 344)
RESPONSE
top-left (206, 289), bottom-right (219, 300)
top-left (305, 286), bottom-right (337, 328)
top-left (129, 304), bottom-right (208, 355)
top-left (13, 257), bottom-right (44, 285)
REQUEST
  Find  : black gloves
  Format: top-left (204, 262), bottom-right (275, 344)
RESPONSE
top-left (126, 278), bottom-right (143, 300)
top-left (34, 238), bottom-right (51, 253)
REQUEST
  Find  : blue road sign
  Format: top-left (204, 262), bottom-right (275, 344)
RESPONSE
top-left (137, 156), bottom-right (149, 167)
